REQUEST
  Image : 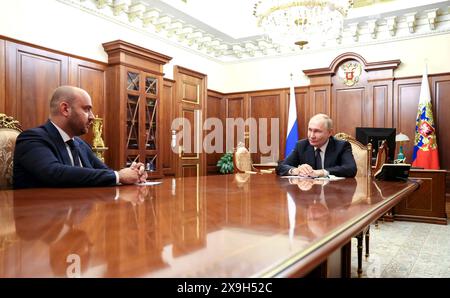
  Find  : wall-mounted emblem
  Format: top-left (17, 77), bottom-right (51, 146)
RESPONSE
top-left (338, 61), bottom-right (362, 86)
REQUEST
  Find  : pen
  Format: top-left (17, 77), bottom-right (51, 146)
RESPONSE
top-left (132, 154), bottom-right (140, 164)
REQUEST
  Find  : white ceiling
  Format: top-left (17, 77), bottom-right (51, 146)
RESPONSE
top-left (60, 0), bottom-right (450, 62)
top-left (152, 0), bottom-right (264, 39)
top-left (151, 0), bottom-right (446, 39)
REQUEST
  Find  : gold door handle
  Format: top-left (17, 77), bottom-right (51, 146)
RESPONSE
top-left (171, 130), bottom-right (177, 149)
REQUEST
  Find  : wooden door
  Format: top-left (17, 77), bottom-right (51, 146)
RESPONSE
top-left (174, 66), bottom-right (207, 178)
top-left (161, 78), bottom-right (177, 176)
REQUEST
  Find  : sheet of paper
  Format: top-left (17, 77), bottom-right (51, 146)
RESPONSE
top-left (136, 181), bottom-right (163, 186)
top-left (281, 175), bottom-right (345, 181)
top-left (315, 175), bottom-right (345, 181)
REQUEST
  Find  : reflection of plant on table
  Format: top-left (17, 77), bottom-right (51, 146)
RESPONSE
top-left (217, 152), bottom-right (234, 174)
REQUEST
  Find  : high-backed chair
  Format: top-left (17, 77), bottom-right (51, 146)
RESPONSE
top-left (334, 132), bottom-right (372, 277)
top-left (372, 140), bottom-right (390, 227)
top-left (334, 132), bottom-right (372, 177)
top-left (373, 140), bottom-right (389, 177)
top-left (233, 142), bottom-right (258, 174)
top-left (233, 142), bottom-right (273, 174)
top-left (0, 114), bottom-right (22, 188)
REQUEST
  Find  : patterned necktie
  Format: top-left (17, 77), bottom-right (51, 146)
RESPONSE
top-left (66, 139), bottom-right (81, 167)
top-left (315, 148), bottom-right (322, 170)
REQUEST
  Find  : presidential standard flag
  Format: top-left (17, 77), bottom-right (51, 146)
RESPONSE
top-left (285, 78), bottom-right (299, 157)
top-left (411, 65), bottom-right (440, 169)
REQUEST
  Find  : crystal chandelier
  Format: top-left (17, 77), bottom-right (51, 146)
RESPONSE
top-left (253, 0), bottom-right (353, 49)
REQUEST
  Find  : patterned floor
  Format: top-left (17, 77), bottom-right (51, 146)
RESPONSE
top-left (351, 219), bottom-right (450, 278)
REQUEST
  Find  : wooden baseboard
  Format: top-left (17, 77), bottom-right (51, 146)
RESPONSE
top-left (393, 214), bottom-right (448, 225)
top-left (381, 214), bottom-right (394, 222)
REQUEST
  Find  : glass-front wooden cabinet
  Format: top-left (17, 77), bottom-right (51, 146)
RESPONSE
top-left (125, 69), bottom-right (159, 172)
top-left (103, 40), bottom-right (172, 178)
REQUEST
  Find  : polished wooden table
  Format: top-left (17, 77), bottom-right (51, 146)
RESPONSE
top-left (0, 174), bottom-right (419, 277)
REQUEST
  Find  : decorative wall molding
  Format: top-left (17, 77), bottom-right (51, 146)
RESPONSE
top-left (57, 0), bottom-right (450, 62)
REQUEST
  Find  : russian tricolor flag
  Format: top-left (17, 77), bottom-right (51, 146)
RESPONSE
top-left (285, 76), bottom-right (298, 158)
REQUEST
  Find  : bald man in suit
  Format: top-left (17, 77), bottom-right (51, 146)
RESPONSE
top-left (13, 86), bottom-right (147, 188)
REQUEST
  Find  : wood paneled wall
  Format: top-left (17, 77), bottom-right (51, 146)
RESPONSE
top-left (431, 74), bottom-right (450, 196)
top-left (221, 89), bottom-right (289, 164)
top-left (0, 36), bottom-right (107, 147)
top-left (309, 84), bottom-right (331, 117)
top-left (5, 41), bottom-right (69, 130)
top-left (68, 58), bottom-right (107, 145)
top-left (304, 53), bottom-right (399, 136)
top-left (294, 87), bottom-right (310, 140)
top-left (393, 74), bottom-right (450, 197)
top-left (393, 77), bottom-right (422, 161)
top-left (0, 40), bottom-right (5, 113)
top-left (0, 38), bottom-right (448, 197)
top-left (248, 90), bottom-right (286, 164)
top-left (206, 90), bottom-right (225, 175)
top-left (224, 93), bottom-right (247, 151)
top-left (302, 53), bottom-right (448, 198)
top-left (205, 53), bottom-right (448, 198)
top-left (206, 86), bottom-right (307, 168)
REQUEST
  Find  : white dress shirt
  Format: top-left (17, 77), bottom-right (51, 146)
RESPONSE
top-left (50, 121), bottom-right (120, 184)
top-left (51, 121), bottom-right (82, 167)
top-left (314, 139), bottom-right (330, 177)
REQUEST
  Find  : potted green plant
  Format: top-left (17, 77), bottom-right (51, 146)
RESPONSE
top-left (216, 152), bottom-right (234, 174)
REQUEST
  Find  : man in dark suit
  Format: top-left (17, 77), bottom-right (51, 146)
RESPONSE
top-left (13, 86), bottom-right (147, 188)
top-left (277, 113), bottom-right (357, 178)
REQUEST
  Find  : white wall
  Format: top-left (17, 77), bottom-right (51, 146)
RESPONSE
top-left (1, 0), bottom-right (450, 93)
top-left (0, 0), bottom-right (227, 90)
top-left (223, 34), bottom-right (450, 93)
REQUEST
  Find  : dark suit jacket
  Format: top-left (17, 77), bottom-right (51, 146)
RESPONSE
top-left (13, 120), bottom-right (116, 188)
top-left (276, 137), bottom-right (357, 177)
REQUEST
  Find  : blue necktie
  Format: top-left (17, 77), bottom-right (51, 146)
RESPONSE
top-left (315, 148), bottom-right (322, 170)
top-left (66, 140), bottom-right (81, 167)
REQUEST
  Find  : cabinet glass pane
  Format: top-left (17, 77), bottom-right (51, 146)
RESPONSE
top-left (145, 155), bottom-right (157, 172)
top-left (127, 72), bottom-right (139, 91)
top-left (145, 76), bottom-right (157, 95)
top-left (145, 98), bottom-right (157, 150)
top-left (127, 95), bottom-right (139, 149)
top-left (125, 154), bottom-right (139, 168)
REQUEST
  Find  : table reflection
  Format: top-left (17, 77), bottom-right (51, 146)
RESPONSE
top-left (0, 175), bottom-right (418, 277)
